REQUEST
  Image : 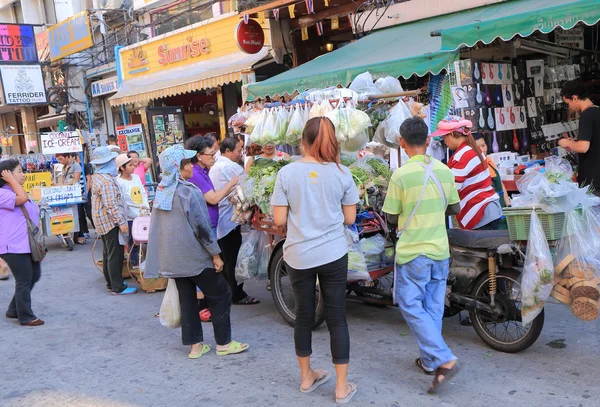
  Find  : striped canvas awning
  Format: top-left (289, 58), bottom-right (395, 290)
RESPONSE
top-left (109, 47), bottom-right (270, 106)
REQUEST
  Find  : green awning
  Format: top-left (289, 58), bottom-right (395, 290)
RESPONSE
top-left (440, 0), bottom-right (600, 51)
top-left (244, 15), bottom-right (460, 100)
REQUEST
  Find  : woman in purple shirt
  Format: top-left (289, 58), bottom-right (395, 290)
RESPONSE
top-left (184, 135), bottom-right (239, 232)
top-left (0, 159), bottom-right (44, 327)
top-left (184, 135), bottom-right (239, 321)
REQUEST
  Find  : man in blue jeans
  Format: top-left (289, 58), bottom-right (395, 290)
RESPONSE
top-left (382, 117), bottom-right (462, 393)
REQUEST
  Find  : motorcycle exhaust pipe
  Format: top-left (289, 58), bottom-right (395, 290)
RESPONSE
top-left (449, 293), bottom-right (499, 316)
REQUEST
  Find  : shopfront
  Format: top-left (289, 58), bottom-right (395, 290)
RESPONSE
top-left (109, 12), bottom-right (273, 164)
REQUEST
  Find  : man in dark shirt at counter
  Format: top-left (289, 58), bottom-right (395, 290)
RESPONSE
top-left (559, 80), bottom-right (600, 195)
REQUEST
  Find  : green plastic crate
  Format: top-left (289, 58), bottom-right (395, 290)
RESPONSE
top-left (502, 208), bottom-right (565, 241)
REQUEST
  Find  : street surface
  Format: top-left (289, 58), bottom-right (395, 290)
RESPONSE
top-left (1, 236), bottom-right (600, 407)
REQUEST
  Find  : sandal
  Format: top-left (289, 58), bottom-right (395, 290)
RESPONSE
top-left (216, 340), bottom-right (249, 356)
top-left (428, 362), bottom-right (461, 394)
top-left (188, 343), bottom-right (211, 359)
top-left (199, 308), bottom-right (212, 323)
top-left (415, 358), bottom-right (435, 376)
top-left (235, 296), bottom-right (260, 305)
top-left (300, 369), bottom-right (331, 393)
top-left (266, 281), bottom-right (271, 291)
top-left (76, 238), bottom-right (86, 245)
top-left (335, 383), bottom-right (357, 404)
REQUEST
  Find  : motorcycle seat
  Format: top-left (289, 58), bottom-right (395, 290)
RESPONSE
top-left (448, 228), bottom-right (510, 249)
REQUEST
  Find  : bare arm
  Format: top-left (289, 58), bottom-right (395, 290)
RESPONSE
top-left (1, 170), bottom-right (28, 205)
top-left (203, 176), bottom-right (239, 205)
top-left (342, 204), bottom-right (357, 225)
top-left (245, 156), bottom-right (254, 173)
top-left (273, 205), bottom-right (288, 226)
top-left (140, 158), bottom-right (153, 170)
top-left (446, 203), bottom-right (461, 216)
top-left (65, 171), bottom-right (81, 186)
top-left (559, 138), bottom-right (590, 154)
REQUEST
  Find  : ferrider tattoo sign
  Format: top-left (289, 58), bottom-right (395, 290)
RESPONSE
top-left (0, 64), bottom-right (46, 104)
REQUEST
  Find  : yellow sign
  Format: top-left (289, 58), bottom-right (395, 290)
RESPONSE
top-left (48, 11), bottom-right (93, 61)
top-left (50, 213), bottom-right (75, 235)
top-left (24, 172), bottom-right (52, 193)
top-left (119, 14), bottom-right (269, 81)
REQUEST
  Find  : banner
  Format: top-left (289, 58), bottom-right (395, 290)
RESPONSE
top-left (0, 24), bottom-right (38, 62)
top-left (40, 131), bottom-right (83, 155)
top-left (0, 64), bottom-right (46, 104)
top-left (41, 185), bottom-right (83, 206)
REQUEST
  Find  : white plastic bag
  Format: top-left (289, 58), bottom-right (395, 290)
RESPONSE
top-left (340, 130), bottom-right (368, 152)
top-left (256, 231), bottom-right (272, 280)
top-left (250, 109), bottom-right (268, 145)
top-left (349, 72), bottom-right (381, 99)
top-left (360, 234), bottom-right (386, 255)
top-left (236, 230), bottom-right (260, 281)
top-left (374, 76), bottom-right (403, 97)
top-left (521, 211), bottom-right (554, 325)
top-left (285, 105), bottom-right (304, 146)
top-left (160, 279), bottom-right (181, 329)
top-left (345, 227), bottom-right (371, 282)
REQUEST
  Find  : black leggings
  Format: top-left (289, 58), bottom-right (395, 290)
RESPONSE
top-left (1, 253), bottom-right (41, 324)
top-left (286, 254), bottom-right (349, 365)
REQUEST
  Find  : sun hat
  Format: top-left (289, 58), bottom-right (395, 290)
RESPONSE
top-left (430, 115), bottom-right (473, 137)
top-left (90, 146), bottom-right (119, 165)
top-left (115, 153), bottom-right (132, 169)
top-left (153, 144), bottom-right (197, 211)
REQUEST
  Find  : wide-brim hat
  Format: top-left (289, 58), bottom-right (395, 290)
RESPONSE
top-left (430, 115), bottom-right (473, 137)
top-left (90, 146), bottom-right (119, 165)
top-left (158, 144), bottom-right (197, 177)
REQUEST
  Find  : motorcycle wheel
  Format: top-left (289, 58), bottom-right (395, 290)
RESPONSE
top-left (269, 244), bottom-right (325, 329)
top-left (470, 268), bottom-right (544, 353)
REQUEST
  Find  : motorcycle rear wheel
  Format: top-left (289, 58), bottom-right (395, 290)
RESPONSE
top-left (470, 268), bottom-right (544, 353)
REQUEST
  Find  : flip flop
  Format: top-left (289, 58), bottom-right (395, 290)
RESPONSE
top-left (235, 296), bottom-right (260, 305)
top-left (300, 369), bottom-right (331, 393)
top-left (335, 383), bottom-right (357, 404)
top-left (216, 340), bottom-right (249, 356)
top-left (415, 358), bottom-right (435, 376)
top-left (188, 343), bottom-right (211, 359)
top-left (428, 362), bottom-right (461, 394)
top-left (199, 308), bottom-right (212, 323)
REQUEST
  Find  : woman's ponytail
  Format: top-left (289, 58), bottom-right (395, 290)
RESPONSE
top-left (302, 117), bottom-right (340, 166)
top-left (465, 131), bottom-right (487, 169)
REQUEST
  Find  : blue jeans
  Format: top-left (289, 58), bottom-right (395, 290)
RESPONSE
top-left (395, 256), bottom-right (456, 370)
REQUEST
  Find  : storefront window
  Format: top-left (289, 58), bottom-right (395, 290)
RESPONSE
top-left (151, 0), bottom-right (215, 37)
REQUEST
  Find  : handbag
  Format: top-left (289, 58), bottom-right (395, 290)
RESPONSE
top-left (19, 206), bottom-right (47, 262)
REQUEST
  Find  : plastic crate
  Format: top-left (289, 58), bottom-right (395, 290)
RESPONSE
top-left (502, 208), bottom-right (565, 241)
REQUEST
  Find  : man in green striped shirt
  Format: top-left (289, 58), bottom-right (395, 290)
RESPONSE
top-left (382, 117), bottom-right (461, 393)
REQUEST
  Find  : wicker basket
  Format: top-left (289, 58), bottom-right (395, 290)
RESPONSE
top-left (503, 208), bottom-right (565, 241)
top-left (129, 269), bottom-right (168, 293)
top-left (95, 259), bottom-right (131, 279)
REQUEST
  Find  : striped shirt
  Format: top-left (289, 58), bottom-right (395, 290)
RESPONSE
top-left (448, 142), bottom-right (499, 229)
top-left (382, 155), bottom-right (460, 265)
top-left (91, 173), bottom-right (127, 236)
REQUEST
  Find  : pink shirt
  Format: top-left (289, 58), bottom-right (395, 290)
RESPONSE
top-left (133, 163), bottom-right (149, 193)
top-left (0, 185), bottom-right (40, 254)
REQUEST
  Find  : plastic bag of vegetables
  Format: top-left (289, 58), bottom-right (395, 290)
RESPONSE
top-left (285, 105), bottom-right (305, 146)
top-left (244, 110), bottom-right (262, 134)
top-left (345, 227), bottom-right (371, 282)
top-left (340, 130), bottom-right (368, 152)
top-left (275, 107), bottom-right (290, 144)
top-left (346, 108), bottom-right (371, 139)
top-left (235, 230), bottom-right (260, 281)
top-left (372, 101), bottom-right (413, 147)
top-left (326, 100), bottom-right (352, 141)
top-left (250, 109), bottom-right (268, 145)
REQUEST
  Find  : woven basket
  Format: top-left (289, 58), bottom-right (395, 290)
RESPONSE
top-left (92, 237), bottom-right (131, 279)
top-left (129, 269), bottom-right (167, 293)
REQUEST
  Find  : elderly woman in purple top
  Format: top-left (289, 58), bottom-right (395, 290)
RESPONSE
top-left (184, 135), bottom-right (239, 321)
top-left (0, 159), bottom-right (44, 327)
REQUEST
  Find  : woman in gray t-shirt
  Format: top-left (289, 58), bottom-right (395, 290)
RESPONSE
top-left (271, 117), bottom-right (359, 404)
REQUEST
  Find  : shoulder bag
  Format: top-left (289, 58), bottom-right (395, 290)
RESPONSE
top-left (19, 206), bottom-right (47, 263)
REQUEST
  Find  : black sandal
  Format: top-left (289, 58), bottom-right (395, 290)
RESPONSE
top-left (415, 358), bottom-right (435, 376)
top-left (235, 296), bottom-right (260, 305)
top-left (428, 363), bottom-right (461, 394)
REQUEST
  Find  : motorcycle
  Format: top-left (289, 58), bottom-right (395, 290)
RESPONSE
top-left (269, 224), bottom-right (544, 354)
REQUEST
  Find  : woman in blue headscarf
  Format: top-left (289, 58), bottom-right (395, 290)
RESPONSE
top-left (145, 145), bottom-right (249, 359)
top-left (90, 146), bottom-right (136, 295)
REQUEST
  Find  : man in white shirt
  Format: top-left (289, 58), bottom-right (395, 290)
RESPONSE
top-left (209, 137), bottom-right (259, 305)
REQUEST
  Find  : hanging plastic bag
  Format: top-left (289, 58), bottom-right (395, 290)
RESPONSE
top-left (275, 107), bottom-right (289, 144)
top-left (345, 227), bottom-right (371, 282)
top-left (256, 231), bottom-right (272, 280)
top-left (346, 108), bottom-right (372, 139)
top-left (285, 105), bottom-right (305, 146)
top-left (374, 76), bottom-right (403, 98)
top-left (250, 109), bottom-right (269, 145)
top-left (326, 99), bottom-right (351, 142)
top-left (360, 234), bottom-right (386, 256)
top-left (340, 130), bottom-right (368, 152)
top-left (235, 230), bottom-right (260, 281)
top-left (160, 279), bottom-right (181, 329)
top-left (244, 110), bottom-right (261, 135)
top-left (521, 211), bottom-right (554, 325)
top-left (349, 72), bottom-right (381, 99)
top-left (383, 101), bottom-right (413, 146)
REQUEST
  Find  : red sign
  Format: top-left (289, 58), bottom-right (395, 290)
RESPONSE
top-left (235, 20), bottom-right (265, 54)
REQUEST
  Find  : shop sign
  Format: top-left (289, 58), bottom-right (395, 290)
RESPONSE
top-left (116, 124), bottom-right (147, 157)
top-left (555, 27), bottom-right (584, 49)
top-left (24, 172), bottom-right (52, 192)
top-left (0, 24), bottom-right (37, 62)
top-left (0, 64), bottom-right (46, 104)
top-left (40, 131), bottom-right (83, 155)
top-left (120, 15), bottom-right (269, 80)
top-left (48, 11), bottom-right (93, 61)
top-left (235, 19), bottom-right (265, 54)
top-left (158, 36), bottom-right (210, 66)
top-left (91, 76), bottom-right (118, 97)
top-left (35, 31), bottom-right (49, 61)
top-left (41, 185), bottom-right (82, 206)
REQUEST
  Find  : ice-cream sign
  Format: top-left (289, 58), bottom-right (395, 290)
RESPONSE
top-left (0, 64), bottom-right (46, 104)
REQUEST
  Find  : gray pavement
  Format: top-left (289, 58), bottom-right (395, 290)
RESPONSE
top-left (1, 236), bottom-right (600, 407)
